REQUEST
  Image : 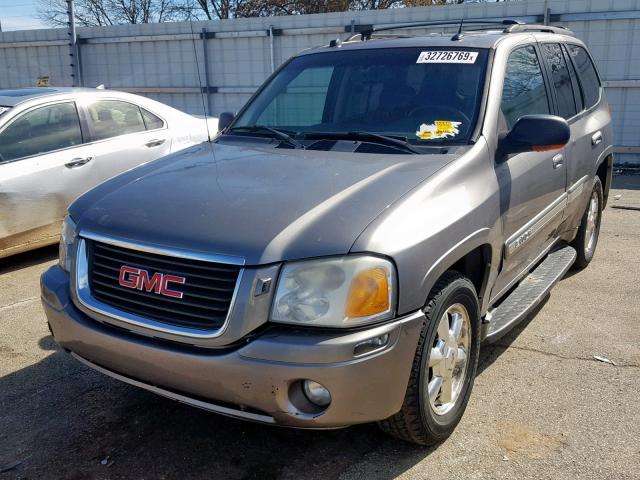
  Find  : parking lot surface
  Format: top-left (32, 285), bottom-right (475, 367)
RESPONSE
top-left (1, 176), bottom-right (639, 480)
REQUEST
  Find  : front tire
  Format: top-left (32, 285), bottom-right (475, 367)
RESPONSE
top-left (572, 177), bottom-right (603, 269)
top-left (378, 271), bottom-right (481, 446)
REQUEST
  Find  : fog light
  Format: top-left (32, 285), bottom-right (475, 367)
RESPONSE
top-left (302, 380), bottom-right (331, 407)
top-left (353, 333), bottom-right (390, 357)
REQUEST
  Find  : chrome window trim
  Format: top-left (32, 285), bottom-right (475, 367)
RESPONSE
top-left (74, 233), bottom-right (245, 339)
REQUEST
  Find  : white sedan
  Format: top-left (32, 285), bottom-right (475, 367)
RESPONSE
top-left (0, 87), bottom-right (217, 258)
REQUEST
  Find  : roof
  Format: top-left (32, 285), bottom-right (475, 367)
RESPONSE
top-left (300, 32), bottom-right (508, 55)
top-left (299, 24), bottom-right (576, 56)
top-left (0, 87), bottom-right (98, 107)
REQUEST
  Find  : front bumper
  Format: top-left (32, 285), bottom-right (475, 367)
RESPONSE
top-left (41, 265), bottom-right (424, 428)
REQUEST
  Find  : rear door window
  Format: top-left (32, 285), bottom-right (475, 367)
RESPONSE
top-left (567, 45), bottom-right (601, 110)
top-left (0, 102), bottom-right (82, 162)
top-left (87, 100), bottom-right (146, 141)
top-left (500, 45), bottom-right (550, 129)
top-left (541, 43), bottom-right (578, 119)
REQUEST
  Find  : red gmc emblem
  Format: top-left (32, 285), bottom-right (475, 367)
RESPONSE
top-left (118, 266), bottom-right (186, 299)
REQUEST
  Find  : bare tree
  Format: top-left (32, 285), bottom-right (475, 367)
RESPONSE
top-left (38, 0), bottom-right (507, 26)
top-left (233, 0), bottom-right (468, 18)
top-left (38, 0), bottom-right (191, 27)
top-left (190, 0), bottom-right (244, 19)
top-left (235, 0), bottom-right (353, 17)
top-left (402, 0), bottom-right (461, 6)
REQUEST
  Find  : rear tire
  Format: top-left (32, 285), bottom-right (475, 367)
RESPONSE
top-left (572, 177), bottom-right (603, 269)
top-left (378, 271), bottom-right (481, 446)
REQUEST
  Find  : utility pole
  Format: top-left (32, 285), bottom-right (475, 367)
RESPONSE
top-left (66, 0), bottom-right (81, 86)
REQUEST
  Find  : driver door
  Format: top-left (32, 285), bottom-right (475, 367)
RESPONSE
top-left (491, 44), bottom-right (568, 301)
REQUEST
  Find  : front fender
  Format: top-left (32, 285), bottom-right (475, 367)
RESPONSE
top-left (351, 139), bottom-right (503, 315)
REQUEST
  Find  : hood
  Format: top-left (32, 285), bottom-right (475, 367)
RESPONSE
top-left (71, 141), bottom-right (457, 265)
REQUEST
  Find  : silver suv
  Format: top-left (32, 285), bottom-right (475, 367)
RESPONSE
top-left (41, 21), bottom-right (613, 445)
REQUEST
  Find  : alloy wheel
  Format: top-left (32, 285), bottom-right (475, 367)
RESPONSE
top-left (584, 191), bottom-right (600, 255)
top-left (427, 303), bottom-right (471, 416)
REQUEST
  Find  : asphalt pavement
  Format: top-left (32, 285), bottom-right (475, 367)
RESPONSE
top-left (1, 175), bottom-right (639, 480)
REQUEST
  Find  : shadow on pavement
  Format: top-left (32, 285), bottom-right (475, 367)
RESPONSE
top-left (0, 337), bottom-right (439, 480)
top-left (0, 275), bottom-right (568, 479)
top-left (1, 242), bottom-right (584, 479)
top-left (0, 244), bottom-right (58, 275)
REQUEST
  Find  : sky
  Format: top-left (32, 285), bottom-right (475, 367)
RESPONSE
top-left (1, 0), bottom-right (49, 31)
top-left (0, 0), bottom-right (505, 32)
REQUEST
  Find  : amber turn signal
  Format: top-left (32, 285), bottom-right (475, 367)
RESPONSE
top-left (345, 268), bottom-right (390, 318)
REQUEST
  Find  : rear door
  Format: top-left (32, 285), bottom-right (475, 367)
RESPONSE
top-left (539, 42), bottom-right (583, 204)
top-left (0, 101), bottom-right (95, 253)
top-left (80, 99), bottom-right (172, 183)
top-left (562, 44), bottom-right (609, 211)
top-left (491, 44), bottom-right (568, 301)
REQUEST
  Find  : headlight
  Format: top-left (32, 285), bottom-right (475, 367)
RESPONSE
top-left (270, 256), bottom-right (396, 328)
top-left (59, 215), bottom-right (77, 272)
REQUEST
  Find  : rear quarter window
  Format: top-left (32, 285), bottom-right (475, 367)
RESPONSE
top-left (141, 108), bottom-right (164, 130)
top-left (568, 45), bottom-right (601, 109)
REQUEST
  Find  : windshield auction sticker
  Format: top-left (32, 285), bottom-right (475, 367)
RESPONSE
top-left (416, 120), bottom-right (462, 140)
top-left (416, 51), bottom-right (478, 64)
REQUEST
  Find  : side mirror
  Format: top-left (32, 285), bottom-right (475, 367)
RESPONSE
top-left (498, 114), bottom-right (570, 159)
top-left (218, 111), bottom-right (235, 132)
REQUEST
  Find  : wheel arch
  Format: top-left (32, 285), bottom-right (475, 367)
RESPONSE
top-left (595, 153), bottom-right (613, 207)
top-left (418, 229), bottom-right (495, 315)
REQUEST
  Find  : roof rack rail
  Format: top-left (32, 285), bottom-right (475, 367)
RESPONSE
top-left (359, 19), bottom-right (523, 40)
top-left (504, 24), bottom-right (574, 35)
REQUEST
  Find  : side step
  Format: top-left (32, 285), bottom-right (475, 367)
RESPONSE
top-left (483, 245), bottom-right (577, 343)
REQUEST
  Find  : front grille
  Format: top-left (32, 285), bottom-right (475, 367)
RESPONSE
top-left (87, 240), bottom-right (241, 331)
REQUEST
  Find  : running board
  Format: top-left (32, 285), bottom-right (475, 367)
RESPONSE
top-left (483, 245), bottom-right (577, 343)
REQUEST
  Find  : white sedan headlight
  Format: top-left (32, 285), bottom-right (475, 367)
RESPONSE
top-left (270, 256), bottom-right (396, 328)
top-left (59, 215), bottom-right (77, 272)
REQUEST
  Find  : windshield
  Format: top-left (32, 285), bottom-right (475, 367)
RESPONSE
top-left (232, 47), bottom-right (488, 145)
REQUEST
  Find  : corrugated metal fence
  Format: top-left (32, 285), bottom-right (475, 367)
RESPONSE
top-left (0, 0), bottom-right (639, 163)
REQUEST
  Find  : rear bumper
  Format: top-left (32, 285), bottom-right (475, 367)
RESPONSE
top-left (41, 265), bottom-right (423, 428)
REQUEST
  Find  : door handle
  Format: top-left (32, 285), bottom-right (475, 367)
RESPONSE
top-left (591, 131), bottom-right (603, 146)
top-left (552, 154), bottom-right (564, 170)
top-left (65, 156), bottom-right (93, 168)
top-left (145, 139), bottom-right (166, 148)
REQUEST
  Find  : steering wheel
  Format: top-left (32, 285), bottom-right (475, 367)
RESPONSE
top-left (408, 105), bottom-right (471, 129)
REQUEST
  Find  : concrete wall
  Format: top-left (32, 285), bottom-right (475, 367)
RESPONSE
top-left (1, 0), bottom-right (639, 163)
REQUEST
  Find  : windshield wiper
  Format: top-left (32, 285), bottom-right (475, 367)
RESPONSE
top-left (228, 125), bottom-right (305, 149)
top-left (302, 131), bottom-right (423, 154)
